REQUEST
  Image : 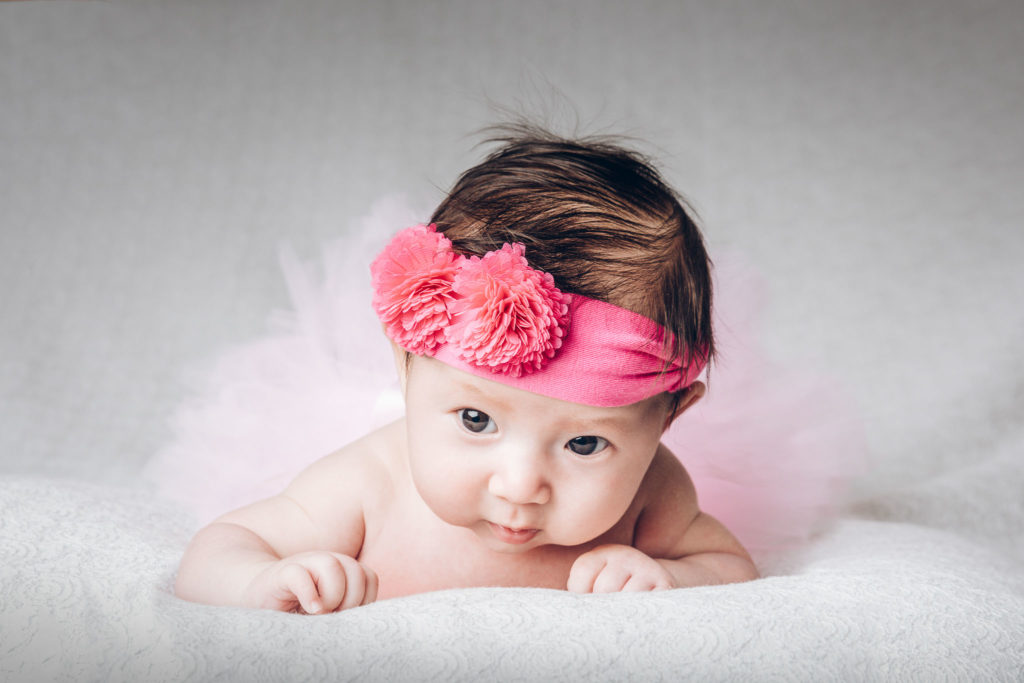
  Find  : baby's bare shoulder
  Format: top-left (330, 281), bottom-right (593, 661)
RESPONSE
top-left (287, 420), bottom-right (403, 507)
top-left (242, 420), bottom-right (403, 553)
top-left (632, 444), bottom-right (701, 555)
top-left (210, 421), bottom-right (406, 559)
top-left (641, 444), bottom-right (698, 504)
top-left (635, 443), bottom-right (753, 563)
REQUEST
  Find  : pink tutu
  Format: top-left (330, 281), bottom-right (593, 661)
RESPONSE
top-left (144, 197), bottom-right (864, 560)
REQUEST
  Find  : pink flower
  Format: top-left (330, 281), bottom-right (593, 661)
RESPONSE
top-left (446, 243), bottom-right (571, 376)
top-left (370, 224), bottom-right (459, 354)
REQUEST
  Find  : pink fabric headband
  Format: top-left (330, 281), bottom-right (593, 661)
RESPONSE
top-left (370, 224), bottom-right (706, 407)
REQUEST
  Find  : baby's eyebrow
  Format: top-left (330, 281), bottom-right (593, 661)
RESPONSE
top-left (574, 414), bottom-right (634, 433)
top-left (557, 406), bottom-right (648, 434)
top-left (455, 379), bottom-right (512, 410)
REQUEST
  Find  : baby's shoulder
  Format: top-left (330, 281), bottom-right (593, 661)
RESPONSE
top-left (632, 443), bottom-right (700, 552)
top-left (639, 443), bottom-right (698, 505)
top-left (284, 419), bottom-right (405, 515)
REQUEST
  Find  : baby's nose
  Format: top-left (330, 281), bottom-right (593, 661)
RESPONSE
top-left (488, 451), bottom-right (550, 506)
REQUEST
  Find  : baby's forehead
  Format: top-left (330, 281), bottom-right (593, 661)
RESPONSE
top-left (414, 354), bottom-right (666, 422)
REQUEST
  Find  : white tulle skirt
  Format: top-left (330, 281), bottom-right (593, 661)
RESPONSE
top-left (144, 197), bottom-right (864, 560)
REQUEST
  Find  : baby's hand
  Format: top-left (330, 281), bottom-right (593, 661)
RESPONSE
top-left (567, 544), bottom-right (676, 593)
top-left (243, 551), bottom-right (378, 614)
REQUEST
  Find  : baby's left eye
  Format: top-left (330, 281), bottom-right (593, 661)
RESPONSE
top-left (458, 408), bottom-right (497, 434)
top-left (566, 436), bottom-right (609, 456)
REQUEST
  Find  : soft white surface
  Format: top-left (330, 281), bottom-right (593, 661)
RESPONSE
top-left (2, 0), bottom-right (1023, 680)
top-left (3, 442), bottom-right (1022, 680)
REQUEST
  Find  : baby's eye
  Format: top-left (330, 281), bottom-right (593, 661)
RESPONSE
top-left (458, 408), bottom-right (497, 434)
top-left (566, 436), bottom-right (609, 456)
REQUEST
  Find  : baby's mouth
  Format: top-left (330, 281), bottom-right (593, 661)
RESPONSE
top-left (487, 522), bottom-right (539, 545)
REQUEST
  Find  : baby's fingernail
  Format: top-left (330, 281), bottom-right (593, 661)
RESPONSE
top-left (307, 601), bottom-right (322, 614)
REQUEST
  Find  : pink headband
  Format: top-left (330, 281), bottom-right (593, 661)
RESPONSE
top-left (370, 224), bottom-right (706, 407)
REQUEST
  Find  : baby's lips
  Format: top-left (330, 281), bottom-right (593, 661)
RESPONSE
top-left (488, 522), bottom-right (539, 545)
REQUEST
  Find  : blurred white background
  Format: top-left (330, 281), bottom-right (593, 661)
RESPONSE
top-left (2, 0), bottom-right (1022, 497)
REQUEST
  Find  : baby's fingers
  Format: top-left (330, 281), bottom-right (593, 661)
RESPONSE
top-left (305, 555), bottom-right (350, 613)
top-left (280, 564), bottom-right (323, 614)
top-left (621, 573), bottom-right (669, 592)
top-left (591, 565), bottom-right (631, 594)
top-left (361, 565), bottom-right (379, 606)
top-left (331, 555), bottom-right (378, 610)
top-left (567, 553), bottom-right (605, 593)
top-left (568, 545), bottom-right (670, 594)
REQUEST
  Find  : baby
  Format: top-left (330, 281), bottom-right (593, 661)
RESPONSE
top-left (174, 126), bottom-right (759, 613)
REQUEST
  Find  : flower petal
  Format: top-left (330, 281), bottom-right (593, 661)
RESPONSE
top-left (370, 224), bottom-right (460, 354)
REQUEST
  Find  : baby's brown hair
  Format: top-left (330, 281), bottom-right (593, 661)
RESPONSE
top-left (430, 123), bottom-right (714, 383)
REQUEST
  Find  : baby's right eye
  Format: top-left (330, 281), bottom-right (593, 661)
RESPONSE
top-left (458, 408), bottom-right (497, 434)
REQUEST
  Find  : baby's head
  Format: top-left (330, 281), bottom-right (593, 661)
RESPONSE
top-left (371, 125), bottom-right (714, 549)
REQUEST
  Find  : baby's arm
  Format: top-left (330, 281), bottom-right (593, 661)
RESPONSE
top-left (174, 450), bottom-right (377, 613)
top-left (568, 445), bottom-right (758, 592)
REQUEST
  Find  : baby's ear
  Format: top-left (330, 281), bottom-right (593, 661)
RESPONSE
top-left (662, 381), bottom-right (706, 432)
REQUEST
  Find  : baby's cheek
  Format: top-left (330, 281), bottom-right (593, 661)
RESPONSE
top-left (563, 486), bottom-right (637, 544)
top-left (411, 467), bottom-right (476, 525)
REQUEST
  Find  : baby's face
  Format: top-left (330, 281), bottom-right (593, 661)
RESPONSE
top-left (402, 355), bottom-right (671, 552)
